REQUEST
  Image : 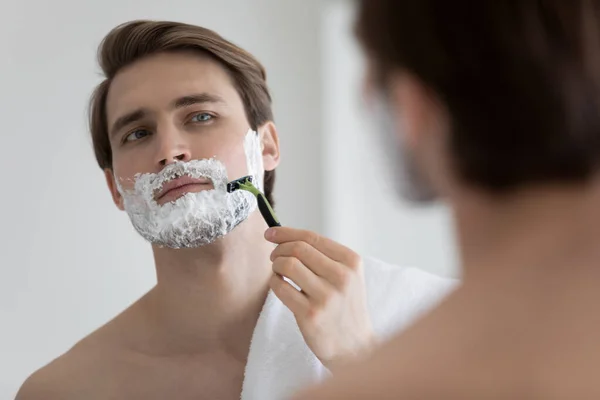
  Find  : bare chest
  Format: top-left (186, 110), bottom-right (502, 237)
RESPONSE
top-left (84, 353), bottom-right (246, 400)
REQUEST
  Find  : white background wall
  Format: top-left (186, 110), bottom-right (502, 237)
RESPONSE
top-left (0, 0), bottom-right (456, 397)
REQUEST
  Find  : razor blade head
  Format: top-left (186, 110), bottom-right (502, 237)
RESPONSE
top-left (226, 175), bottom-right (253, 193)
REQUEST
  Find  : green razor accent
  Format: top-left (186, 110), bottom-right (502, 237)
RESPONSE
top-left (227, 176), bottom-right (281, 227)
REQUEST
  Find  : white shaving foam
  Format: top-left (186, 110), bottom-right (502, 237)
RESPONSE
top-left (244, 127), bottom-right (264, 192)
top-left (116, 129), bottom-right (264, 248)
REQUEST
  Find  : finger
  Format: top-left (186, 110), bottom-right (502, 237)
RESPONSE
top-left (271, 242), bottom-right (348, 289)
top-left (272, 256), bottom-right (329, 303)
top-left (269, 273), bottom-right (310, 316)
top-left (265, 227), bottom-right (360, 266)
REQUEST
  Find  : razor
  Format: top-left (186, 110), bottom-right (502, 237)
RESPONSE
top-left (227, 176), bottom-right (281, 227)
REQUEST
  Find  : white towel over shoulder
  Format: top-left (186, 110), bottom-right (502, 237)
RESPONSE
top-left (240, 257), bottom-right (458, 400)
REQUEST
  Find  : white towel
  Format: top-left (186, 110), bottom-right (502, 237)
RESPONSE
top-left (240, 257), bottom-right (458, 400)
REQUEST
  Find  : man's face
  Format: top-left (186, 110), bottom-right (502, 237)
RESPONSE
top-left (106, 51), bottom-right (253, 202)
top-left (103, 51), bottom-right (275, 247)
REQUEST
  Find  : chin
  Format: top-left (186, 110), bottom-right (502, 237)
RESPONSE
top-left (143, 218), bottom-right (251, 249)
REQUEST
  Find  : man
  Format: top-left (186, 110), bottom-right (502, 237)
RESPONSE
top-left (16, 20), bottom-right (454, 400)
top-left (295, 1), bottom-right (600, 399)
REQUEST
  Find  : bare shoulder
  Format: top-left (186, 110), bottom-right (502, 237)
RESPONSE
top-left (16, 339), bottom-right (107, 400)
top-left (16, 299), bottom-right (148, 400)
top-left (292, 291), bottom-right (527, 400)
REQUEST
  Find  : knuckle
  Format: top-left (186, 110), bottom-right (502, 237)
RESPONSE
top-left (289, 243), bottom-right (302, 259)
top-left (291, 242), bottom-right (309, 259)
top-left (335, 268), bottom-right (351, 289)
top-left (306, 231), bottom-right (320, 247)
top-left (279, 257), bottom-right (297, 276)
top-left (300, 241), bottom-right (312, 255)
top-left (297, 229), bottom-right (319, 247)
top-left (346, 253), bottom-right (362, 270)
top-left (313, 287), bottom-right (332, 308)
top-left (306, 304), bottom-right (323, 322)
top-left (321, 291), bottom-right (336, 309)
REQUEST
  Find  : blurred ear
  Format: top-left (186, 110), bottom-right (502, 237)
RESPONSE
top-left (104, 169), bottom-right (125, 211)
top-left (389, 72), bottom-right (445, 149)
top-left (389, 72), bottom-right (452, 196)
top-left (258, 121), bottom-right (280, 171)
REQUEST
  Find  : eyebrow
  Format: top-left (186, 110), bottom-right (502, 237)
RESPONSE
top-left (172, 93), bottom-right (226, 109)
top-left (110, 109), bottom-right (147, 139)
top-left (109, 93), bottom-right (226, 138)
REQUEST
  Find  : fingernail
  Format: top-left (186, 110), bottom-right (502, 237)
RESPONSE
top-left (265, 228), bottom-right (275, 240)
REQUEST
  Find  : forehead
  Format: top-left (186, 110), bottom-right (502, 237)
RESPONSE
top-left (106, 52), bottom-right (243, 121)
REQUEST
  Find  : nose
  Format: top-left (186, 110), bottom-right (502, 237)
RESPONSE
top-left (155, 127), bottom-right (192, 167)
top-left (160, 152), bottom-right (190, 166)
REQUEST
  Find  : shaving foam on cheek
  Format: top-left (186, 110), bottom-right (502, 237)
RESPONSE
top-left (115, 129), bottom-right (264, 249)
top-left (244, 128), bottom-right (264, 192)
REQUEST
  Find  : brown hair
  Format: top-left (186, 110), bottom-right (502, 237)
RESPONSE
top-left (357, 1), bottom-right (600, 193)
top-left (89, 20), bottom-right (277, 205)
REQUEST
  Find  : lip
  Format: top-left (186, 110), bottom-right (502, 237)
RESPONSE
top-left (155, 176), bottom-right (212, 202)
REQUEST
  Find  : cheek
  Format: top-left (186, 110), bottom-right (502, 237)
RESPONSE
top-left (215, 144), bottom-right (251, 181)
top-left (111, 158), bottom-right (142, 192)
top-left (190, 128), bottom-right (258, 181)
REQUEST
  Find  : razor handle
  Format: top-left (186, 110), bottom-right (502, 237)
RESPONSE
top-left (257, 193), bottom-right (281, 227)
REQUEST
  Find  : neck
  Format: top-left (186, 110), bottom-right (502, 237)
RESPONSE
top-left (435, 181), bottom-right (600, 383)
top-left (144, 211), bottom-right (274, 358)
top-left (454, 180), bottom-right (600, 285)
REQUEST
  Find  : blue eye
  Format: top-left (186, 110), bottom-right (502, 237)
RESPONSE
top-left (124, 129), bottom-right (150, 143)
top-left (190, 113), bottom-right (213, 123)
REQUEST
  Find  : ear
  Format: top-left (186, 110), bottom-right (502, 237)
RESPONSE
top-left (389, 72), bottom-right (444, 149)
top-left (258, 121), bottom-right (280, 171)
top-left (104, 169), bottom-right (125, 211)
top-left (389, 72), bottom-right (451, 195)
